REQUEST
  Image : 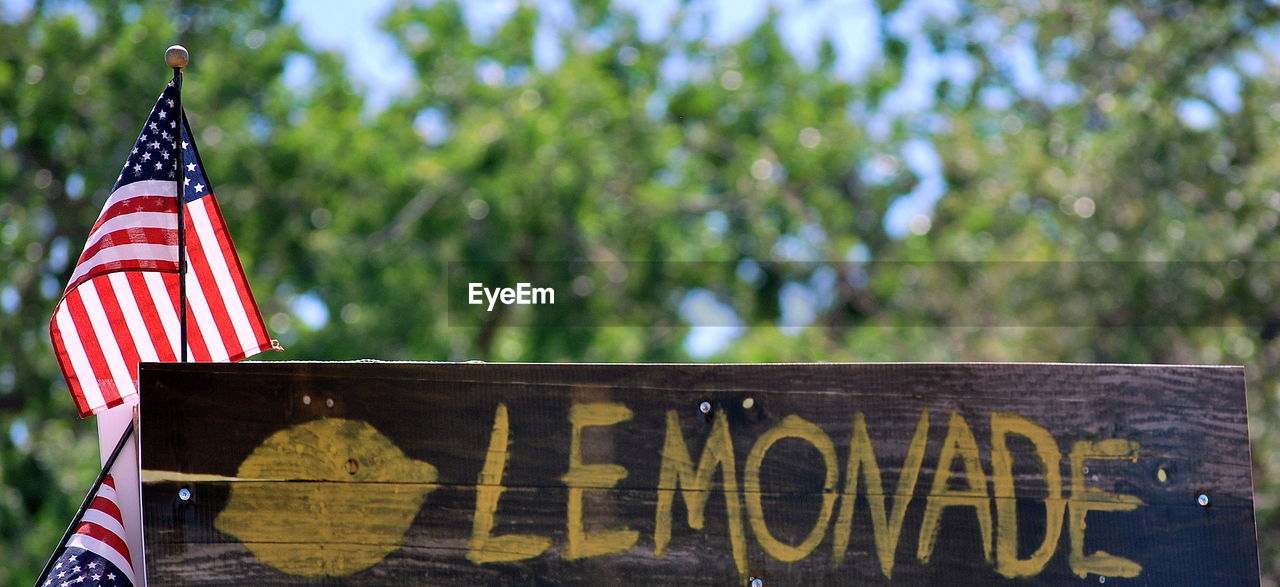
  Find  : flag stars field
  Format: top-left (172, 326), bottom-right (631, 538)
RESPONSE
top-left (39, 76), bottom-right (275, 587)
top-left (38, 49), bottom-right (277, 587)
top-left (40, 473), bottom-right (142, 585)
top-left (51, 79), bottom-right (275, 417)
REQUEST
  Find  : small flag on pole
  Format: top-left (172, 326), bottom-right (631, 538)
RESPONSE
top-left (50, 80), bottom-right (276, 417)
top-left (41, 473), bottom-right (136, 587)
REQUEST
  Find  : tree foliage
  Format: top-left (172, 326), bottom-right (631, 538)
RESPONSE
top-left (2, 0), bottom-right (1278, 583)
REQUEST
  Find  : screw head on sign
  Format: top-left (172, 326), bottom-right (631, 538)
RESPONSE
top-left (699, 401), bottom-right (712, 414)
top-left (1197, 493), bottom-right (1210, 507)
top-left (178, 487), bottom-right (192, 501)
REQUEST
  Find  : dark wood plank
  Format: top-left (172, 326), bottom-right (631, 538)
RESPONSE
top-left (139, 362), bottom-right (1258, 585)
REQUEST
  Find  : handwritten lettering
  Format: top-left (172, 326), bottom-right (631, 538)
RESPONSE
top-left (1069, 439), bottom-right (1144, 578)
top-left (991, 412), bottom-right (1065, 577)
top-left (744, 415), bottom-right (839, 562)
top-left (468, 403), bottom-right (551, 563)
top-left (832, 410), bottom-right (929, 578)
top-left (561, 402), bottom-right (638, 560)
top-left (457, 404), bottom-right (1145, 579)
top-left (654, 410), bottom-right (747, 574)
top-left (918, 411), bottom-right (993, 564)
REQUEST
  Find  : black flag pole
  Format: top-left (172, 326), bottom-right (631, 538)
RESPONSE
top-left (166, 45), bottom-right (189, 363)
top-left (34, 422), bottom-right (136, 587)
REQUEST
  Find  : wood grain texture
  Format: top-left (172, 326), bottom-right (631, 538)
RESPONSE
top-left (139, 362), bottom-right (1258, 585)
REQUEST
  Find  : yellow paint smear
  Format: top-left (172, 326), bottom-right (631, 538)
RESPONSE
top-left (215, 418), bottom-right (438, 577)
top-left (141, 470), bottom-right (261, 483)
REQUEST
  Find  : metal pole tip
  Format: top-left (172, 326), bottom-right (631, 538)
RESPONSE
top-left (165, 45), bottom-right (189, 69)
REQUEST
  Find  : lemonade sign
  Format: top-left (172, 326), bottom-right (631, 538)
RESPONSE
top-left (140, 362), bottom-right (1257, 584)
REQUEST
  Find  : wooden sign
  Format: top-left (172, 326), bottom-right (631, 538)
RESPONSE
top-left (139, 362), bottom-right (1257, 584)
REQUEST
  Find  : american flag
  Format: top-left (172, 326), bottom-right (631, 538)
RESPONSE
top-left (50, 80), bottom-right (275, 417)
top-left (42, 475), bottom-right (135, 587)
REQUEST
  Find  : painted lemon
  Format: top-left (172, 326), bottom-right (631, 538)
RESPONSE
top-left (216, 418), bottom-right (437, 577)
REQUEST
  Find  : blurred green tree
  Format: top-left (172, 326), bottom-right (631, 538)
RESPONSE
top-left (1, 0), bottom-right (1278, 583)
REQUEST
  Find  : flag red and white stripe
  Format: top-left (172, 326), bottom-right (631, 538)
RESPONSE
top-left (58, 474), bottom-right (138, 586)
top-left (50, 82), bottom-right (274, 417)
